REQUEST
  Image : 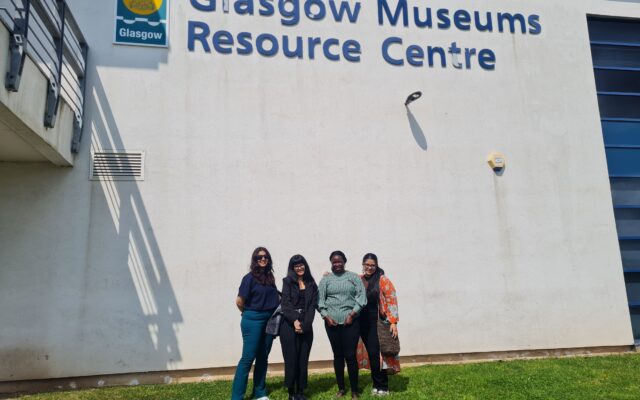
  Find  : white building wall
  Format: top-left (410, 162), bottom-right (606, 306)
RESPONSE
top-left (0, 0), bottom-right (638, 381)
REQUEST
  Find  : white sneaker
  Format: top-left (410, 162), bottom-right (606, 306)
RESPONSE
top-left (377, 390), bottom-right (389, 396)
top-left (371, 388), bottom-right (379, 395)
top-left (255, 397), bottom-right (269, 400)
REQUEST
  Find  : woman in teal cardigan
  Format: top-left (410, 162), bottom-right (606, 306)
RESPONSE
top-left (318, 250), bottom-right (367, 400)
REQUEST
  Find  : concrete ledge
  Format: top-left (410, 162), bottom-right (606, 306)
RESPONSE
top-left (0, 19), bottom-right (75, 166)
top-left (0, 345), bottom-right (634, 398)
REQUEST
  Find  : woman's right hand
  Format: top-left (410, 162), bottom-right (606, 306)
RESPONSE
top-left (294, 320), bottom-right (303, 333)
top-left (324, 316), bottom-right (338, 327)
top-left (235, 296), bottom-right (245, 313)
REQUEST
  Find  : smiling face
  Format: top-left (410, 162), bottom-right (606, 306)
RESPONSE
top-left (294, 263), bottom-right (305, 277)
top-left (331, 255), bottom-right (345, 274)
top-left (255, 251), bottom-right (269, 268)
top-left (363, 259), bottom-right (377, 277)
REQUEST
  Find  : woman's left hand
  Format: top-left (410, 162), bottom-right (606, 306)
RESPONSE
top-left (294, 320), bottom-right (303, 334)
top-left (390, 323), bottom-right (398, 339)
top-left (345, 313), bottom-right (354, 326)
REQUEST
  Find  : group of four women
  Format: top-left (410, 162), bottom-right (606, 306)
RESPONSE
top-left (231, 247), bottom-right (400, 400)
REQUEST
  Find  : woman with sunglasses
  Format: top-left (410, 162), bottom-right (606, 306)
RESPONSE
top-left (318, 250), bottom-right (367, 400)
top-left (232, 247), bottom-right (280, 400)
top-left (357, 253), bottom-right (400, 397)
top-left (280, 254), bottom-right (318, 400)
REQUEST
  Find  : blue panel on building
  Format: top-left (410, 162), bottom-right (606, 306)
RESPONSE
top-left (590, 16), bottom-right (640, 340)
top-left (603, 121), bottom-right (640, 146)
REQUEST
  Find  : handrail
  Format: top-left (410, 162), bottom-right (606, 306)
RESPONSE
top-left (0, 0), bottom-right (88, 154)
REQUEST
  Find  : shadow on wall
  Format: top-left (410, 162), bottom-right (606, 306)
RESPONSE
top-left (72, 0), bottom-right (176, 374)
top-left (406, 108), bottom-right (428, 151)
top-left (0, 0), bottom-right (172, 383)
top-left (80, 67), bottom-right (183, 374)
top-left (0, 65), bottom-right (183, 381)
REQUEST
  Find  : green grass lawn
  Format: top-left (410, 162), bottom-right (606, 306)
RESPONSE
top-left (15, 353), bottom-right (640, 400)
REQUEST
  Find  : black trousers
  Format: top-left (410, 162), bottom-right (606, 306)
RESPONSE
top-left (280, 320), bottom-right (314, 394)
top-left (360, 315), bottom-right (389, 391)
top-left (325, 319), bottom-right (360, 394)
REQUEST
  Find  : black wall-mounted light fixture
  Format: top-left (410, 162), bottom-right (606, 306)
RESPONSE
top-left (405, 91), bottom-right (422, 106)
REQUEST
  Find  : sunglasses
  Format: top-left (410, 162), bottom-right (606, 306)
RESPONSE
top-left (255, 255), bottom-right (269, 261)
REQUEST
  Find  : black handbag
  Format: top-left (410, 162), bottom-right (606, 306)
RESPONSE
top-left (377, 318), bottom-right (400, 356)
top-left (265, 305), bottom-right (283, 336)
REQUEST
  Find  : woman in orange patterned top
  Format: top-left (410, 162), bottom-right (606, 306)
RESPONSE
top-left (357, 253), bottom-right (400, 396)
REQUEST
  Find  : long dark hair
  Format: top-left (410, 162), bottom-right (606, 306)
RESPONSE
top-left (363, 253), bottom-right (385, 299)
top-left (250, 247), bottom-right (275, 286)
top-left (286, 254), bottom-right (316, 285)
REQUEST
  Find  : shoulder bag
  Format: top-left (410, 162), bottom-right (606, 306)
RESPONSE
top-left (377, 317), bottom-right (400, 356)
top-left (265, 305), bottom-right (283, 336)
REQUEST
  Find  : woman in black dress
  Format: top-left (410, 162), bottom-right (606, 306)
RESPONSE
top-left (280, 254), bottom-right (318, 400)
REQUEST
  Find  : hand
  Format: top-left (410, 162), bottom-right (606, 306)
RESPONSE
top-left (390, 323), bottom-right (398, 339)
top-left (324, 316), bottom-right (338, 327)
top-left (294, 320), bottom-right (303, 333)
top-left (235, 296), bottom-right (245, 313)
top-left (345, 313), bottom-right (355, 326)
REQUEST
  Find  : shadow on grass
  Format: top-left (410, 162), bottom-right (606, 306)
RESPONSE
top-left (266, 375), bottom-right (339, 396)
top-left (389, 374), bottom-right (410, 393)
top-left (265, 378), bottom-right (284, 395)
top-left (309, 376), bottom-right (340, 393)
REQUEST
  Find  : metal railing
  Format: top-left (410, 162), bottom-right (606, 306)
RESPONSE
top-left (0, 0), bottom-right (88, 153)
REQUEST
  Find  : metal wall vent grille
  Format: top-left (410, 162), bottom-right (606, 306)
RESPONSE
top-left (90, 151), bottom-right (145, 181)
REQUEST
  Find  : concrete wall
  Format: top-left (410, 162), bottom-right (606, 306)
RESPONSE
top-left (0, 0), bottom-right (637, 381)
